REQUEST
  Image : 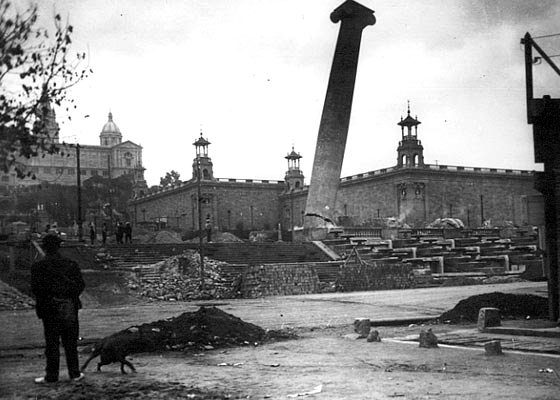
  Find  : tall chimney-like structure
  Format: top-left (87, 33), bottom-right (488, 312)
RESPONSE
top-left (304, 0), bottom-right (375, 236)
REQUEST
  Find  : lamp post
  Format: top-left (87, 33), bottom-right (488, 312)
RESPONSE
top-left (76, 143), bottom-right (83, 241)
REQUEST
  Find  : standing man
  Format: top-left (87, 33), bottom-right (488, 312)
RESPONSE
top-left (205, 215), bottom-right (212, 243)
top-left (124, 222), bottom-right (132, 243)
top-left (89, 223), bottom-right (96, 245)
top-left (31, 233), bottom-right (85, 383)
top-left (101, 223), bottom-right (108, 245)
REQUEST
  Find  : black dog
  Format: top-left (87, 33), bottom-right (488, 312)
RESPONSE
top-left (81, 328), bottom-right (156, 374)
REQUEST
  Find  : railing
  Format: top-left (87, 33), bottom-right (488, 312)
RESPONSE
top-left (340, 227), bottom-right (383, 238)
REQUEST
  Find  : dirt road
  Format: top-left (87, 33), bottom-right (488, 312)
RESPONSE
top-left (1, 281), bottom-right (558, 399)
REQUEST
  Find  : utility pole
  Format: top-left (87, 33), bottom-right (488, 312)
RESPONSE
top-left (521, 32), bottom-right (560, 322)
top-left (107, 154), bottom-right (113, 230)
top-left (76, 144), bottom-right (83, 241)
top-left (480, 195), bottom-right (484, 225)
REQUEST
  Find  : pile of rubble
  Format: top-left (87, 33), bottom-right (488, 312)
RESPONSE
top-left (438, 292), bottom-right (549, 323)
top-left (85, 306), bottom-right (295, 355)
top-left (126, 250), bottom-right (240, 301)
top-left (0, 280), bottom-right (35, 311)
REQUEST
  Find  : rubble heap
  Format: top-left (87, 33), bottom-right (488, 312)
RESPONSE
top-left (86, 306), bottom-right (295, 355)
top-left (439, 292), bottom-right (549, 323)
top-left (0, 280), bottom-right (35, 311)
top-left (126, 251), bottom-right (239, 301)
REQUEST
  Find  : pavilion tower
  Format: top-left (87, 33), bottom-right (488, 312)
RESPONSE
top-left (192, 132), bottom-right (214, 181)
top-left (284, 146), bottom-right (304, 191)
top-left (397, 102), bottom-right (424, 168)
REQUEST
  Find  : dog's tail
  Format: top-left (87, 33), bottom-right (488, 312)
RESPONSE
top-left (80, 343), bottom-right (101, 371)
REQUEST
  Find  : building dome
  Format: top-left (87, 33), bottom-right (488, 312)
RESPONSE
top-left (99, 112), bottom-right (122, 147)
top-left (101, 112), bottom-right (121, 134)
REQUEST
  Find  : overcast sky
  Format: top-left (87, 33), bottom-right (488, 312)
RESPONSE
top-left (30, 0), bottom-right (560, 186)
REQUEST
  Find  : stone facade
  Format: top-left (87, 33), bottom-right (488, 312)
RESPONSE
top-left (130, 108), bottom-right (540, 232)
top-left (130, 179), bottom-right (285, 232)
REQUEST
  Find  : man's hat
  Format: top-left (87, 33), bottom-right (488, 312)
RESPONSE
top-left (42, 233), bottom-right (63, 247)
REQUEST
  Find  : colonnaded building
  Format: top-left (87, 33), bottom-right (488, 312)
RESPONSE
top-left (129, 106), bottom-right (540, 234)
top-left (0, 104), bottom-right (147, 194)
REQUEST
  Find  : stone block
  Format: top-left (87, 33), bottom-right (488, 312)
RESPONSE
top-left (419, 328), bottom-right (438, 348)
top-left (353, 318), bottom-right (371, 338)
top-left (478, 307), bottom-right (501, 331)
top-left (367, 330), bottom-right (381, 342)
top-left (484, 340), bottom-right (503, 355)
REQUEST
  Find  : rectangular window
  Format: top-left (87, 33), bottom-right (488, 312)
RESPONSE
top-left (43, 167), bottom-right (51, 174)
top-left (56, 168), bottom-right (63, 175)
top-left (1, 176), bottom-right (9, 182)
top-left (68, 168), bottom-right (75, 175)
top-left (126, 159), bottom-right (131, 167)
top-left (91, 170), bottom-right (98, 176)
top-left (81, 170), bottom-right (87, 175)
top-left (102, 170), bottom-right (109, 177)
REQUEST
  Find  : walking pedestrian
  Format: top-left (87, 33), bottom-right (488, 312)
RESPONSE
top-left (31, 233), bottom-right (85, 383)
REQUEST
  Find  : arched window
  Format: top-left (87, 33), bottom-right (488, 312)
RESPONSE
top-left (203, 169), bottom-right (210, 179)
top-left (413, 153), bottom-right (419, 166)
top-left (401, 154), bottom-right (406, 166)
top-left (295, 181), bottom-right (300, 188)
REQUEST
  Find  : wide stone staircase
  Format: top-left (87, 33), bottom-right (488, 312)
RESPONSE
top-left (101, 242), bottom-right (333, 270)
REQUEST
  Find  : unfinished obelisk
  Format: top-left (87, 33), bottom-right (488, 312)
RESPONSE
top-left (304, 0), bottom-right (375, 237)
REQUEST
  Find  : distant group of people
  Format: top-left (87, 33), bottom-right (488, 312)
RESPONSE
top-left (87, 221), bottom-right (132, 245)
top-left (115, 222), bottom-right (132, 244)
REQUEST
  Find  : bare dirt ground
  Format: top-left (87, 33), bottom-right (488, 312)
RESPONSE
top-left (1, 322), bottom-right (560, 399)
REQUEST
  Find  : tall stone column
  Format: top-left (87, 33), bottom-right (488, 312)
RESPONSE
top-left (304, 1), bottom-right (375, 235)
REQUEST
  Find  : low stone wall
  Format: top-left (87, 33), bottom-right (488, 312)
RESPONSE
top-left (336, 262), bottom-right (416, 292)
top-left (239, 263), bottom-right (320, 298)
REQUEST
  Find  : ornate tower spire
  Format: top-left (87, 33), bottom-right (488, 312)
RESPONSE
top-left (284, 146), bottom-right (304, 191)
top-left (397, 102), bottom-right (424, 168)
top-left (192, 131), bottom-right (214, 181)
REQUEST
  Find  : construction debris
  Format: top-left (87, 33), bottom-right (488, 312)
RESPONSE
top-left (126, 251), bottom-right (239, 301)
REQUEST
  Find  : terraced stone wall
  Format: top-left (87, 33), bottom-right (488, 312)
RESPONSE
top-left (239, 263), bottom-right (320, 298)
top-left (336, 262), bottom-right (416, 292)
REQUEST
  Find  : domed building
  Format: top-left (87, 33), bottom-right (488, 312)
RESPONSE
top-left (0, 110), bottom-right (147, 195)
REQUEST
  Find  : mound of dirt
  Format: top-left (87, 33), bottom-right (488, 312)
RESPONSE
top-left (86, 306), bottom-right (295, 355)
top-left (185, 231), bottom-right (244, 243)
top-left (438, 292), bottom-right (549, 323)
